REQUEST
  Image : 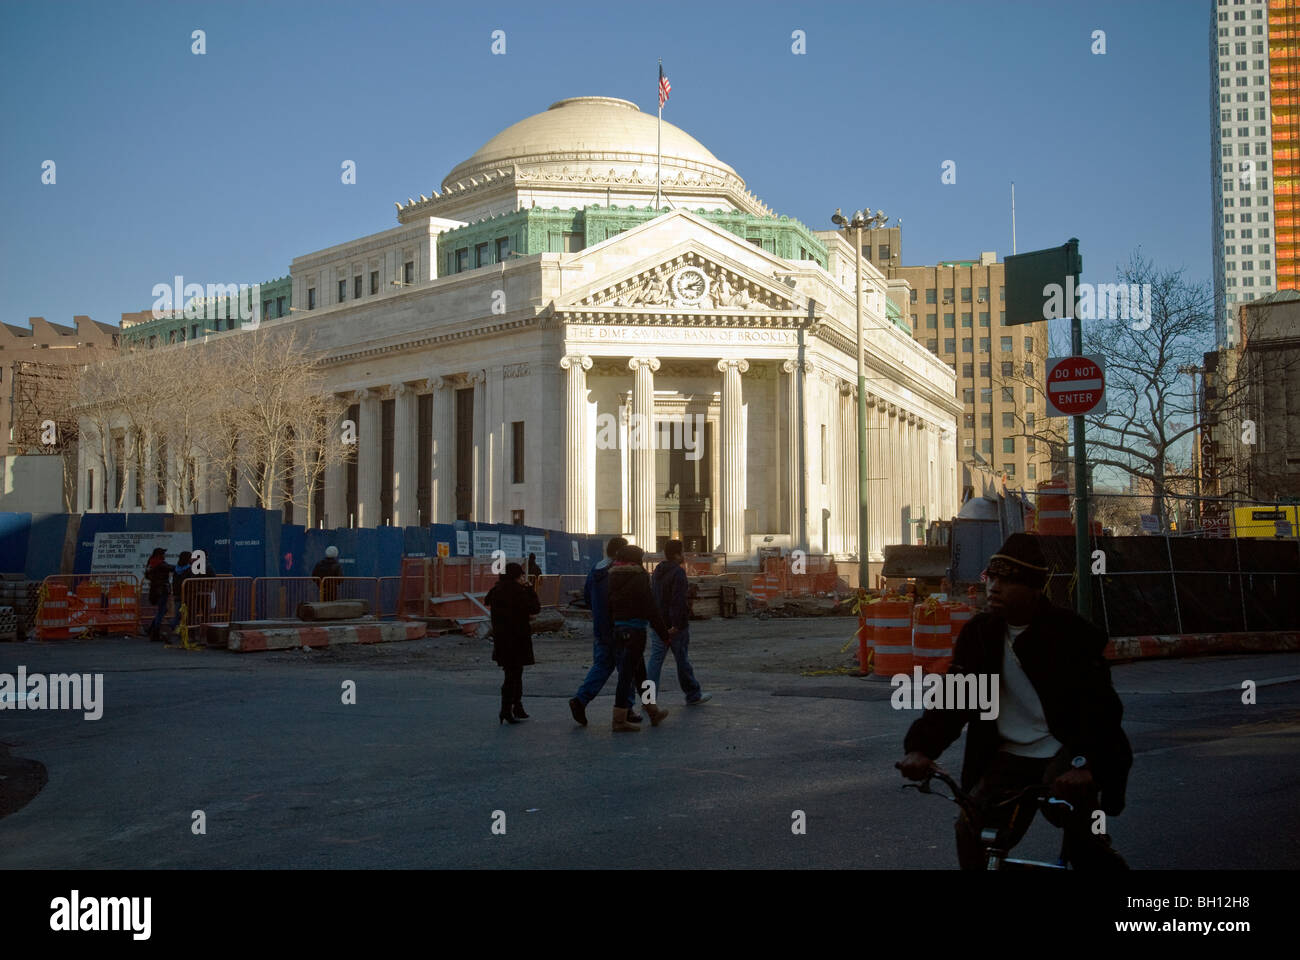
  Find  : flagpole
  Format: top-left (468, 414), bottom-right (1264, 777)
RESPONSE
top-left (656, 59), bottom-right (662, 212)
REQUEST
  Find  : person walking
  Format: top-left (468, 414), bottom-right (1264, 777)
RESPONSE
top-left (527, 552), bottom-right (542, 585)
top-left (143, 548), bottom-right (174, 643)
top-left (607, 544), bottom-right (670, 732)
top-left (312, 546), bottom-right (342, 579)
top-left (649, 540), bottom-right (710, 706)
top-left (568, 537), bottom-right (643, 726)
top-left (165, 551), bottom-right (197, 645)
top-left (485, 562), bottom-right (540, 725)
top-left (897, 533), bottom-right (1131, 870)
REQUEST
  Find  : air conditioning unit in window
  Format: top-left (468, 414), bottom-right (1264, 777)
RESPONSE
top-left (963, 439), bottom-right (974, 448)
top-left (978, 297), bottom-right (986, 303)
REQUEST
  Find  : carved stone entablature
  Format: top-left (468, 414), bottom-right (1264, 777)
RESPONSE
top-left (503, 362), bottom-right (530, 379)
top-left (577, 252), bottom-right (793, 313)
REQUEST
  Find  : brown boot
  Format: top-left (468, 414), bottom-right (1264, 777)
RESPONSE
top-left (612, 707), bottom-right (641, 732)
top-left (644, 703), bottom-right (670, 727)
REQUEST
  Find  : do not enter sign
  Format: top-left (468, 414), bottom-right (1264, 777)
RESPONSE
top-left (1046, 354), bottom-right (1107, 417)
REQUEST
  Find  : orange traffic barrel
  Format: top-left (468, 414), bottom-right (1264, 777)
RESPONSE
top-left (912, 602), bottom-right (953, 675)
top-left (106, 582), bottom-right (138, 634)
top-left (948, 603), bottom-right (975, 644)
top-left (38, 582), bottom-right (71, 639)
top-left (1038, 478), bottom-right (1072, 534)
top-left (871, 598), bottom-right (915, 676)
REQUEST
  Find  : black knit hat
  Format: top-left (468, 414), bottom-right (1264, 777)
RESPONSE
top-left (615, 544), bottom-right (644, 565)
top-left (501, 562), bottom-right (525, 581)
top-left (984, 533), bottom-right (1048, 587)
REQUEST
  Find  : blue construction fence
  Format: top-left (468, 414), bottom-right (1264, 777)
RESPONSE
top-left (0, 509), bottom-right (610, 582)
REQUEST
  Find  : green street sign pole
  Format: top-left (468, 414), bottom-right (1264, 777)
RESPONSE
top-left (1067, 239), bottom-right (1092, 621)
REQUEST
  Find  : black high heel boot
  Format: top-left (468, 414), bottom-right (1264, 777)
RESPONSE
top-left (512, 701), bottom-right (529, 720)
top-left (499, 705), bottom-right (519, 725)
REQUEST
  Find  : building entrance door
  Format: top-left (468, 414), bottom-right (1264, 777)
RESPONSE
top-left (654, 419), bottom-right (713, 553)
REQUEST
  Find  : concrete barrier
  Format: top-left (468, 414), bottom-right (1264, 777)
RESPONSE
top-left (227, 618), bottom-right (426, 653)
top-left (1105, 631), bottom-right (1300, 661)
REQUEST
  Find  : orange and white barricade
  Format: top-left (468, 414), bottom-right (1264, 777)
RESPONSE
top-left (870, 598), bottom-right (915, 677)
top-left (912, 600), bottom-right (953, 675)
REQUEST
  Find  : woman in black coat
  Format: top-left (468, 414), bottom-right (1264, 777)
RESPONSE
top-left (485, 562), bottom-right (541, 725)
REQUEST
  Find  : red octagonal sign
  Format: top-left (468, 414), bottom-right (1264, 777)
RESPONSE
top-left (1046, 354), bottom-right (1106, 417)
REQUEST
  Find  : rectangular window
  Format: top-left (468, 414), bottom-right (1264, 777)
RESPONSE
top-left (962, 363), bottom-right (973, 378)
top-left (979, 337), bottom-right (990, 352)
top-left (945, 313), bottom-right (955, 326)
top-left (1024, 360), bottom-right (1034, 378)
top-left (944, 338), bottom-right (955, 352)
top-left (1000, 336), bottom-right (1013, 352)
top-left (964, 413), bottom-right (975, 428)
top-left (978, 286), bottom-right (989, 300)
top-left (337, 279), bottom-right (347, 302)
top-left (963, 388), bottom-right (974, 403)
top-left (1001, 361), bottom-right (1013, 377)
top-left (999, 311), bottom-right (1006, 323)
top-left (1026, 439), bottom-right (1036, 453)
top-left (909, 289), bottom-right (917, 303)
top-left (1027, 463), bottom-right (1037, 480)
top-left (277, 295), bottom-right (286, 315)
top-left (980, 388), bottom-right (992, 402)
top-left (1002, 437), bottom-right (1015, 454)
top-left (926, 289), bottom-right (937, 304)
top-left (961, 313), bottom-right (972, 327)
top-left (979, 312), bottom-right (990, 325)
top-left (455, 249), bottom-right (468, 272)
top-left (961, 287), bottom-right (972, 301)
top-left (511, 421), bottom-right (525, 483)
top-left (943, 288), bottom-right (954, 300)
top-left (926, 314), bottom-right (937, 328)
top-left (1023, 336), bottom-right (1033, 352)
top-left (262, 299), bottom-right (272, 317)
top-left (354, 275), bottom-right (362, 298)
top-left (980, 361), bottom-right (991, 377)
top-left (563, 232), bottom-right (584, 252)
top-left (370, 271), bottom-right (378, 295)
top-left (1002, 387), bottom-right (1014, 402)
top-left (476, 242), bottom-right (491, 267)
top-left (191, 324), bottom-right (199, 338)
top-left (1025, 387), bottom-right (1034, 402)
top-left (308, 288), bottom-right (316, 310)
top-left (878, 245), bottom-right (891, 260)
top-left (961, 338), bottom-right (972, 353)
top-left (981, 413), bottom-right (992, 428)
top-left (927, 339), bottom-right (938, 352)
top-left (981, 438), bottom-right (992, 454)
top-left (404, 260), bottom-right (415, 283)
top-left (496, 236), bottom-right (511, 261)
top-left (999, 286), bottom-right (1005, 301)
top-left (1002, 412), bottom-right (1015, 428)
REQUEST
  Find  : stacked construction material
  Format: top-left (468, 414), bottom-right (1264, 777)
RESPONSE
top-left (0, 576), bottom-right (35, 640)
top-left (688, 575), bottom-right (742, 619)
top-left (0, 605), bottom-right (16, 642)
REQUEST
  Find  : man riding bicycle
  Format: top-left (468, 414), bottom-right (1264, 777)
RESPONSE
top-left (898, 534), bottom-right (1131, 870)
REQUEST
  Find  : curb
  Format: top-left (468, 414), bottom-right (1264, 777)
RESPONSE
top-left (228, 619), bottom-right (427, 653)
top-left (1105, 631), bottom-right (1300, 662)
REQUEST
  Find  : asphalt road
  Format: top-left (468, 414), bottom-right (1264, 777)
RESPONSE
top-left (1, 629), bottom-right (1297, 869)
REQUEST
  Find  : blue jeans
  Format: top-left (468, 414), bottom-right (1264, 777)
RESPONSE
top-left (574, 635), bottom-right (618, 705)
top-left (149, 596), bottom-right (169, 635)
top-left (647, 627), bottom-right (702, 702)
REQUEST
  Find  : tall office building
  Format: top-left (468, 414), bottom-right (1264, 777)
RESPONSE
top-left (861, 227), bottom-right (1055, 487)
top-left (1210, 0), bottom-right (1299, 347)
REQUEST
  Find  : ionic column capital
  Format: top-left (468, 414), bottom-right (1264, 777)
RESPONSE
top-left (560, 354), bottom-right (593, 372)
top-left (716, 358), bottom-right (750, 375)
top-left (628, 356), bottom-right (661, 373)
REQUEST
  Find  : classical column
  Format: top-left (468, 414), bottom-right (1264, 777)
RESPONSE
top-left (392, 382), bottom-right (418, 526)
top-left (560, 355), bottom-right (594, 533)
top-left (473, 371), bottom-right (487, 521)
top-left (717, 358), bottom-right (749, 555)
top-left (628, 357), bottom-right (660, 549)
top-left (900, 413), bottom-right (913, 544)
top-left (781, 360), bottom-right (802, 544)
top-left (431, 378), bottom-right (454, 523)
top-left (357, 388), bottom-right (382, 527)
top-left (324, 401), bottom-right (349, 528)
top-left (841, 385), bottom-right (858, 559)
top-left (800, 360), bottom-right (817, 551)
top-left (884, 405), bottom-right (899, 545)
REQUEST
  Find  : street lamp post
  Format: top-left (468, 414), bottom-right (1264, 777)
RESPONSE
top-left (1178, 363), bottom-right (1205, 531)
top-left (832, 207), bottom-right (889, 590)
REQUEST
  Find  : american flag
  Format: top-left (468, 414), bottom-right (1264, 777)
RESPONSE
top-left (658, 64), bottom-right (671, 108)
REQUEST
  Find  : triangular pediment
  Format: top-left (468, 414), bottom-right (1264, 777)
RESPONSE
top-left (554, 211), bottom-right (806, 316)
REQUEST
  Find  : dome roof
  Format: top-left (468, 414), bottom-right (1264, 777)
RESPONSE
top-left (442, 96), bottom-right (739, 189)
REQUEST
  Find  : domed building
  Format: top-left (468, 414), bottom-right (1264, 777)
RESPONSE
top-left (89, 96), bottom-right (962, 570)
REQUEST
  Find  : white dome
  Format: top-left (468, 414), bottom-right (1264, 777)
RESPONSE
top-left (442, 96), bottom-right (739, 190)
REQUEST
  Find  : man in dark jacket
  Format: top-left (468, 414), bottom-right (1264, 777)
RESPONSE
top-left (569, 537), bottom-right (643, 726)
top-left (607, 545), bottom-right (671, 732)
top-left (312, 546), bottom-right (343, 581)
top-left (486, 562), bottom-right (541, 724)
top-left (144, 548), bottom-right (174, 643)
top-left (649, 540), bottom-right (709, 705)
top-left (898, 533), bottom-right (1131, 870)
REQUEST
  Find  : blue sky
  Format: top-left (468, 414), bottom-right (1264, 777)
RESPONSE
top-left (1, 0), bottom-right (1210, 331)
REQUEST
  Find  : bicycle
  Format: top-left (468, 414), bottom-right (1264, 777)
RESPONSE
top-left (897, 762), bottom-right (1076, 871)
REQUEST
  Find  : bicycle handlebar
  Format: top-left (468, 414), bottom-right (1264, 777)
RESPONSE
top-left (896, 762), bottom-right (1074, 815)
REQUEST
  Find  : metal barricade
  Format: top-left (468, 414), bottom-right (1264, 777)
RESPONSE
top-left (182, 577), bottom-right (254, 632)
top-left (435, 558), bottom-right (497, 596)
top-left (400, 558), bottom-right (434, 616)
top-left (320, 577), bottom-right (380, 612)
top-left (377, 577), bottom-right (401, 618)
top-left (533, 575), bottom-right (562, 609)
top-left (253, 577), bottom-right (321, 620)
